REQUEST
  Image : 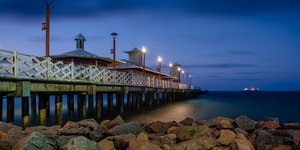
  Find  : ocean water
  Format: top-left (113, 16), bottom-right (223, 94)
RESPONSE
top-left (126, 91), bottom-right (300, 123)
top-left (1, 91), bottom-right (300, 127)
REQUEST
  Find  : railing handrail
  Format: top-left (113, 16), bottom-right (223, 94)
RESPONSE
top-left (0, 49), bottom-right (189, 89)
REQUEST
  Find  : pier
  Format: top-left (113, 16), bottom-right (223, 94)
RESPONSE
top-left (0, 49), bottom-right (201, 127)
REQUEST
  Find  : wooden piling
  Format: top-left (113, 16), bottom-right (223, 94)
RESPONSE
top-left (30, 95), bottom-right (37, 118)
top-left (7, 96), bottom-right (14, 124)
top-left (0, 96), bottom-right (2, 121)
top-left (55, 95), bottom-right (63, 125)
top-left (117, 93), bottom-right (124, 114)
top-left (108, 93), bottom-right (113, 113)
top-left (96, 93), bottom-right (103, 120)
top-left (67, 94), bottom-right (74, 119)
top-left (22, 97), bottom-right (30, 128)
top-left (88, 95), bottom-right (94, 116)
top-left (39, 95), bottom-right (47, 126)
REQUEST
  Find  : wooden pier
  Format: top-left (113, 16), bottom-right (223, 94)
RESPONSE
top-left (0, 49), bottom-right (201, 127)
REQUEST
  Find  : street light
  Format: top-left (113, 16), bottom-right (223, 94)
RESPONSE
top-left (189, 75), bottom-right (192, 89)
top-left (111, 32), bottom-right (118, 71)
top-left (169, 63), bottom-right (172, 78)
top-left (157, 56), bottom-right (162, 80)
top-left (141, 46), bottom-right (147, 76)
top-left (177, 67), bottom-right (181, 83)
top-left (181, 70), bottom-right (185, 84)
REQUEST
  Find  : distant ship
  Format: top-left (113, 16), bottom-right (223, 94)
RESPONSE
top-left (243, 88), bottom-right (260, 91)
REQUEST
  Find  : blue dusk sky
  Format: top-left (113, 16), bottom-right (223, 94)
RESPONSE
top-left (0, 0), bottom-right (300, 91)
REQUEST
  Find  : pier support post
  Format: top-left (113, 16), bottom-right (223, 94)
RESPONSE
top-left (88, 95), bottom-right (94, 117)
top-left (55, 95), bottom-right (63, 125)
top-left (149, 93), bottom-right (153, 108)
top-left (39, 95), bottom-right (47, 126)
top-left (136, 92), bottom-right (141, 111)
top-left (117, 93), bottom-right (124, 114)
top-left (46, 96), bottom-right (50, 118)
top-left (7, 96), bottom-right (14, 124)
top-left (156, 92), bottom-right (160, 105)
top-left (0, 96), bottom-right (2, 121)
top-left (78, 94), bottom-right (86, 119)
top-left (127, 92), bottom-right (132, 111)
top-left (22, 97), bottom-right (30, 128)
top-left (108, 93), bottom-right (113, 113)
top-left (96, 93), bottom-right (103, 120)
top-left (67, 94), bottom-right (74, 119)
top-left (31, 95), bottom-right (37, 118)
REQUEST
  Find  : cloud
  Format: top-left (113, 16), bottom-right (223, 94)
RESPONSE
top-left (1, 0), bottom-right (300, 18)
top-left (184, 63), bottom-right (255, 69)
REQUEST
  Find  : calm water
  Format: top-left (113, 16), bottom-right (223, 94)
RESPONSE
top-left (1, 91), bottom-right (300, 127)
top-left (127, 91), bottom-right (300, 123)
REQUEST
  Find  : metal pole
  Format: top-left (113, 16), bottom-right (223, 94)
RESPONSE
top-left (113, 37), bottom-right (116, 71)
top-left (186, 73), bottom-right (189, 87)
top-left (46, 5), bottom-right (50, 57)
top-left (143, 53), bottom-right (145, 76)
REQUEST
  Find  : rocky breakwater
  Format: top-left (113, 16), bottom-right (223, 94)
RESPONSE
top-left (0, 115), bottom-right (300, 150)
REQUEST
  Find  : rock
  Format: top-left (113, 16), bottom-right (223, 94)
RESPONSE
top-left (293, 136), bottom-right (300, 149)
top-left (179, 117), bottom-right (196, 126)
top-left (60, 127), bottom-right (91, 136)
top-left (99, 139), bottom-right (116, 150)
top-left (163, 144), bottom-right (172, 150)
top-left (212, 116), bottom-right (235, 129)
top-left (109, 115), bottom-right (125, 128)
top-left (89, 125), bottom-right (110, 142)
top-left (212, 146), bottom-right (230, 150)
top-left (63, 121), bottom-right (79, 129)
top-left (230, 139), bottom-right (255, 150)
top-left (174, 137), bottom-right (216, 150)
top-left (112, 138), bottom-right (128, 150)
top-left (217, 130), bottom-right (236, 145)
top-left (110, 121), bottom-right (143, 135)
top-left (166, 126), bottom-right (177, 134)
top-left (127, 132), bottom-right (162, 150)
top-left (254, 130), bottom-right (293, 150)
top-left (170, 125), bottom-right (213, 142)
top-left (106, 133), bottom-right (136, 149)
top-left (100, 120), bottom-right (111, 127)
top-left (258, 121), bottom-right (281, 129)
top-left (234, 127), bottom-right (249, 136)
top-left (0, 130), bottom-right (8, 140)
top-left (25, 125), bottom-right (61, 136)
top-left (283, 123), bottom-right (300, 129)
top-left (0, 128), bottom-right (29, 150)
top-left (12, 132), bottom-right (58, 150)
top-left (64, 136), bottom-right (99, 150)
top-left (272, 145), bottom-right (293, 150)
top-left (160, 134), bottom-right (177, 146)
top-left (0, 122), bottom-right (22, 133)
top-left (144, 121), bottom-right (173, 134)
top-left (236, 133), bottom-right (248, 141)
top-left (54, 135), bottom-right (78, 149)
top-left (77, 118), bottom-right (99, 130)
top-left (264, 117), bottom-right (280, 124)
top-left (235, 115), bottom-right (257, 131)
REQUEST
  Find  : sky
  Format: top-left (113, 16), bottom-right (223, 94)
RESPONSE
top-left (0, 0), bottom-right (300, 91)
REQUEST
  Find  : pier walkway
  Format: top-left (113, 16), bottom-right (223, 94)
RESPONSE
top-left (0, 49), bottom-right (201, 127)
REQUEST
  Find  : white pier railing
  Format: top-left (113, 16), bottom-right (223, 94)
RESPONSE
top-left (0, 49), bottom-right (188, 89)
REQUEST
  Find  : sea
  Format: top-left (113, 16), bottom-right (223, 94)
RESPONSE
top-left (1, 91), bottom-right (300, 127)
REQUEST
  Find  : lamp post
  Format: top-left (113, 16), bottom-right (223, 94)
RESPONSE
top-left (42, 0), bottom-right (52, 57)
top-left (142, 47), bottom-right (147, 76)
top-left (181, 70), bottom-right (185, 84)
top-left (111, 32), bottom-right (118, 71)
top-left (169, 63), bottom-right (172, 78)
top-left (189, 75), bottom-right (192, 89)
top-left (157, 56), bottom-right (162, 80)
top-left (177, 67), bottom-right (181, 83)
top-left (186, 73), bottom-right (189, 87)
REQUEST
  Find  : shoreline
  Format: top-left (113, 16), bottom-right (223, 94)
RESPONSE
top-left (1, 115), bottom-right (300, 149)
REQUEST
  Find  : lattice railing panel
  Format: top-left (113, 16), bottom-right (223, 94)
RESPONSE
top-left (0, 50), bottom-right (14, 77)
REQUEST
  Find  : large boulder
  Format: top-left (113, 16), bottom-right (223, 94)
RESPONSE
top-left (0, 128), bottom-right (29, 150)
top-left (108, 115), bottom-right (125, 128)
top-left (77, 118), bottom-right (99, 130)
top-left (211, 116), bottom-right (235, 129)
top-left (230, 139), bottom-right (255, 150)
top-left (179, 117), bottom-right (196, 126)
top-left (64, 136), bottom-right (99, 150)
top-left (25, 125), bottom-right (61, 136)
top-left (144, 121), bottom-right (173, 134)
top-left (234, 127), bottom-right (249, 136)
top-left (89, 125), bottom-right (110, 142)
top-left (174, 136), bottom-right (217, 150)
top-left (60, 127), bottom-right (91, 137)
top-left (254, 130), bottom-right (293, 150)
top-left (12, 132), bottom-right (58, 150)
top-left (0, 122), bottom-right (22, 133)
top-left (110, 121), bottom-right (143, 135)
top-left (170, 125), bottom-right (213, 142)
top-left (0, 130), bottom-right (8, 140)
top-left (54, 135), bottom-right (78, 149)
top-left (235, 116), bottom-right (257, 131)
top-left (63, 121), bottom-right (79, 129)
top-left (127, 132), bottom-right (162, 150)
top-left (257, 120), bottom-right (281, 130)
top-left (217, 130), bottom-right (236, 145)
top-left (99, 139), bottom-right (116, 150)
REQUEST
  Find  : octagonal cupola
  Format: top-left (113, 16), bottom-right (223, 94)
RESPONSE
top-left (75, 33), bottom-right (86, 50)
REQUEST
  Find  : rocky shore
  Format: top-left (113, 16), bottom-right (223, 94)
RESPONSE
top-left (0, 115), bottom-right (300, 150)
